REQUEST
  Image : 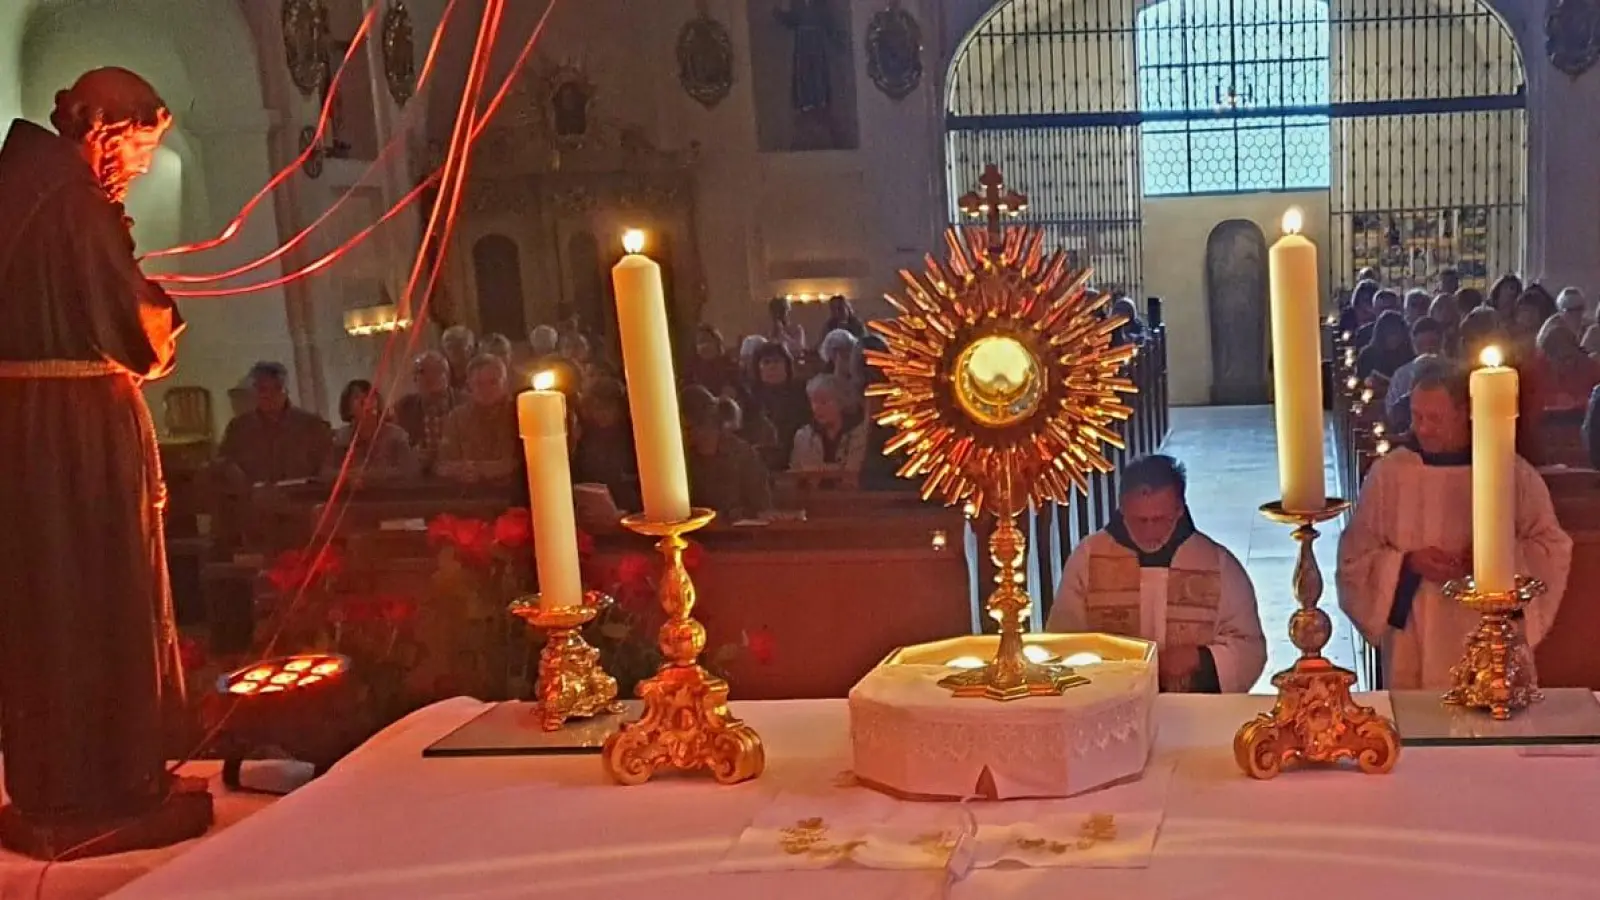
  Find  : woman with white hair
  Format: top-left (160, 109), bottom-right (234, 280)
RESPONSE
top-left (1557, 287), bottom-right (1589, 335)
top-left (818, 327), bottom-right (864, 395)
top-left (789, 373), bottom-right (868, 478)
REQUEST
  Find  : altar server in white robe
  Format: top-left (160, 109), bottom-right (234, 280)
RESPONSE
top-left (1048, 455), bottom-right (1267, 693)
top-left (1337, 362), bottom-right (1571, 690)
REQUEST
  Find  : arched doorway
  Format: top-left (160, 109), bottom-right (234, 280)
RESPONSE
top-left (945, 0), bottom-right (1527, 306)
top-left (471, 234), bottom-right (528, 340)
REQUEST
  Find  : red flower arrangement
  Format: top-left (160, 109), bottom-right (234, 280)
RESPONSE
top-left (264, 546), bottom-right (344, 596)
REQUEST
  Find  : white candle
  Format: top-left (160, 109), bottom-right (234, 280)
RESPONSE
top-left (518, 373), bottom-right (584, 611)
top-left (1470, 346), bottom-right (1518, 593)
top-left (1268, 208), bottom-right (1327, 513)
top-left (611, 230), bottom-right (692, 522)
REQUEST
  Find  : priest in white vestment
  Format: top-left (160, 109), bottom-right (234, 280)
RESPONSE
top-left (1047, 455), bottom-right (1267, 693)
top-left (1337, 363), bottom-right (1571, 690)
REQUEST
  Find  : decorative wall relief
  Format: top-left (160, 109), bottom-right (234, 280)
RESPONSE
top-left (282, 0), bottom-right (331, 98)
top-left (677, 9), bottom-right (736, 108)
top-left (382, 0), bottom-right (417, 106)
top-left (866, 2), bottom-right (923, 100)
top-left (1548, 0), bottom-right (1600, 78)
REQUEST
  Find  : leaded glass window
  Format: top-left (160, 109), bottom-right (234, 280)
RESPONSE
top-left (1137, 0), bottom-right (1331, 196)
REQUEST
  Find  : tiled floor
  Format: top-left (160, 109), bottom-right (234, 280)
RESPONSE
top-left (1163, 405), bottom-right (1357, 693)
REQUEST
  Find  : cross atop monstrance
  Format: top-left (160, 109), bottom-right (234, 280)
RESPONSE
top-left (957, 163), bottom-right (1028, 252)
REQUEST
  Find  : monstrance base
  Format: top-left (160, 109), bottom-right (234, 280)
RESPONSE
top-left (937, 659), bottom-right (1091, 701)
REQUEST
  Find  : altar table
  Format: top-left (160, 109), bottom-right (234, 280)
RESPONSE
top-left (112, 695), bottom-right (1600, 900)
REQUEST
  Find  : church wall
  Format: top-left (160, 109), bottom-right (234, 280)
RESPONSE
top-left (945, 0), bottom-right (1531, 404)
top-left (12, 0), bottom-right (298, 431)
top-left (1142, 191), bottom-right (1332, 407)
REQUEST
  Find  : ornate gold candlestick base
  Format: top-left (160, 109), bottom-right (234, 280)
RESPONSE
top-left (1441, 576), bottom-right (1546, 721)
top-left (1234, 499), bottom-right (1401, 779)
top-left (508, 594), bottom-right (622, 732)
top-left (937, 487), bottom-right (1089, 701)
top-left (602, 509), bottom-right (765, 785)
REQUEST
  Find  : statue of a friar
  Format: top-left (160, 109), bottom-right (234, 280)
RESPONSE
top-left (0, 67), bottom-right (211, 858)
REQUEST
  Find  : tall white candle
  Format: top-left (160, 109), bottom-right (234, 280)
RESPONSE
top-left (611, 229), bottom-right (692, 522)
top-left (517, 373), bottom-right (584, 611)
top-left (1470, 346), bottom-right (1518, 593)
top-left (1268, 208), bottom-right (1327, 513)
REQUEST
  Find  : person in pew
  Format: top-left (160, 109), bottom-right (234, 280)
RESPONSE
top-left (746, 341), bottom-right (811, 470)
top-left (1353, 288), bottom-right (1401, 350)
top-left (218, 360), bottom-right (333, 484)
top-left (393, 350), bottom-right (461, 476)
top-left (1436, 266), bottom-right (1460, 297)
top-left (1533, 316), bottom-right (1600, 414)
top-left (1583, 384), bottom-right (1600, 469)
top-left (1356, 310), bottom-right (1414, 384)
top-left (681, 386), bottom-right (772, 520)
top-left (437, 354), bottom-right (519, 484)
top-left (1047, 455), bottom-right (1267, 693)
top-left (790, 373), bottom-right (869, 485)
top-left (324, 380), bottom-right (419, 484)
top-left (441, 325), bottom-right (477, 392)
top-left (1337, 365), bottom-right (1571, 690)
top-left (571, 377), bottom-right (640, 512)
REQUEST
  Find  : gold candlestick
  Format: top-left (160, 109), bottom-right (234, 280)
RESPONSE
top-left (508, 593), bottom-right (622, 732)
top-left (1441, 575), bottom-right (1546, 720)
top-left (602, 508), bottom-right (765, 785)
top-left (1235, 499), bottom-right (1401, 779)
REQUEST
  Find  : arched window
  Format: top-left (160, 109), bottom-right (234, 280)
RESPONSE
top-left (1137, 0), bottom-right (1331, 196)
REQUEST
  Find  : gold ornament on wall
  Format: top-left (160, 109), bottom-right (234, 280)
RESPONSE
top-left (677, 7), bottom-right (735, 109)
top-left (282, 0), bottom-right (331, 98)
top-left (866, 163), bottom-right (1138, 701)
top-left (382, 0), bottom-right (417, 106)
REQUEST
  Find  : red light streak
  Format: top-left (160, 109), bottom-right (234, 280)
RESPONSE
top-left (141, 5), bottom-right (378, 261)
top-left (150, 0), bottom-right (464, 286)
top-left (165, 0), bottom-right (551, 300)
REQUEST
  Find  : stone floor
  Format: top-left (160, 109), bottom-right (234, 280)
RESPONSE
top-left (1163, 405), bottom-right (1358, 693)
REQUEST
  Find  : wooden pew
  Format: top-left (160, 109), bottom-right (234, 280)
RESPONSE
top-left (1539, 468), bottom-right (1600, 689)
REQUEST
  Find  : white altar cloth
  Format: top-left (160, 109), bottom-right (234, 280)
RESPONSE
top-left (0, 762), bottom-right (278, 900)
top-left (111, 694), bottom-right (1600, 900)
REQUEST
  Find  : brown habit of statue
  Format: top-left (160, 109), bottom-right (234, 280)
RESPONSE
top-left (0, 69), bottom-right (211, 858)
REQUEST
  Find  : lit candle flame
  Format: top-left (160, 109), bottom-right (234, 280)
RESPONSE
top-left (1282, 207), bottom-right (1304, 236)
top-left (532, 370), bottom-right (557, 391)
top-left (622, 229), bottom-right (646, 255)
top-left (1480, 345), bottom-right (1504, 368)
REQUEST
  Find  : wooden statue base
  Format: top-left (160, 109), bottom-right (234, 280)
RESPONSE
top-left (0, 776), bottom-right (214, 861)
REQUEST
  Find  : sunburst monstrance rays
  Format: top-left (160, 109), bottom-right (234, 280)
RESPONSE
top-left (864, 223), bottom-right (1138, 513)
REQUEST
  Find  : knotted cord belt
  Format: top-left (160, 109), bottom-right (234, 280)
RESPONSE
top-left (0, 359), bottom-right (124, 378)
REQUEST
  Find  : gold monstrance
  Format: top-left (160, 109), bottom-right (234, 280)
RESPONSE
top-left (866, 164), bottom-right (1138, 701)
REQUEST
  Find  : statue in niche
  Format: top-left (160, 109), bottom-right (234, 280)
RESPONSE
top-left (1548, 0), bottom-right (1600, 79)
top-left (776, 0), bottom-right (843, 115)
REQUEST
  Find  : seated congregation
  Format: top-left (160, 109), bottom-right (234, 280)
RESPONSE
top-left (164, 293), bottom-right (1166, 735)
